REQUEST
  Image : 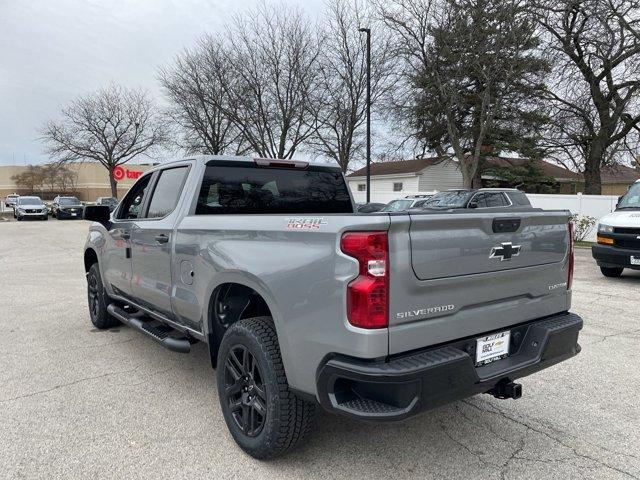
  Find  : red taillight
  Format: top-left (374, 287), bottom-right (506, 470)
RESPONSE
top-left (567, 222), bottom-right (575, 290)
top-left (341, 231), bottom-right (389, 329)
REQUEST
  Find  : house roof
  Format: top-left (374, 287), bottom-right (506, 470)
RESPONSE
top-left (596, 164), bottom-right (640, 184)
top-left (347, 157), bottom-right (444, 177)
top-left (347, 156), bottom-right (578, 181)
top-left (485, 157), bottom-right (578, 181)
top-left (347, 156), bottom-right (640, 184)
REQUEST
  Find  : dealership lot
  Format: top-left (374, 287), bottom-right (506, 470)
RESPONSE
top-left (1, 221), bottom-right (639, 480)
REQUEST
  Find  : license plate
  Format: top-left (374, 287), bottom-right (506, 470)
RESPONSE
top-left (476, 330), bottom-right (510, 366)
top-left (71, 213), bottom-right (77, 216)
top-left (631, 256), bottom-right (640, 265)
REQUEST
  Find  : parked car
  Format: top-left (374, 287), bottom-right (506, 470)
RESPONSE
top-left (52, 196), bottom-right (84, 219)
top-left (4, 193), bottom-right (19, 210)
top-left (83, 156), bottom-right (581, 459)
top-left (13, 196), bottom-right (48, 221)
top-left (356, 202), bottom-right (386, 213)
top-left (592, 179), bottom-right (640, 277)
top-left (95, 196), bottom-right (119, 212)
top-left (380, 194), bottom-right (436, 212)
top-left (419, 188), bottom-right (531, 210)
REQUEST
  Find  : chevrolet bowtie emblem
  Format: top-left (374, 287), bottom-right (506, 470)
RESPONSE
top-left (490, 242), bottom-right (521, 261)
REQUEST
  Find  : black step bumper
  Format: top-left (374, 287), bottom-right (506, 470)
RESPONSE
top-left (316, 312), bottom-right (582, 421)
top-left (592, 244), bottom-right (640, 270)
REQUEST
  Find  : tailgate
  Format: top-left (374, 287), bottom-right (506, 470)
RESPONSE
top-left (387, 210), bottom-right (572, 355)
top-left (410, 212), bottom-right (567, 279)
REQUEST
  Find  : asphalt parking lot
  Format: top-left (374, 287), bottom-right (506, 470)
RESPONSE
top-left (1, 220), bottom-right (639, 479)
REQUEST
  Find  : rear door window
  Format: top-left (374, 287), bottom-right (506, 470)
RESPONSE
top-left (196, 164), bottom-right (352, 214)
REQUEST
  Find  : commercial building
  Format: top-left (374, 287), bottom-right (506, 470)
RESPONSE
top-left (0, 162), bottom-right (153, 201)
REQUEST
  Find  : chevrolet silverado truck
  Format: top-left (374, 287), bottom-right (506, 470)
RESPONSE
top-left (592, 180), bottom-right (640, 277)
top-left (82, 156), bottom-right (582, 459)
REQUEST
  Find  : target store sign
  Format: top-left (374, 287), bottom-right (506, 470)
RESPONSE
top-left (113, 166), bottom-right (143, 181)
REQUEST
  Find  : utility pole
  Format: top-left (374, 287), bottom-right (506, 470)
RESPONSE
top-left (359, 27), bottom-right (371, 203)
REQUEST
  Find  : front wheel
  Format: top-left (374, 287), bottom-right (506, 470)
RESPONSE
top-left (600, 266), bottom-right (623, 277)
top-left (87, 263), bottom-right (119, 329)
top-left (217, 317), bottom-right (316, 459)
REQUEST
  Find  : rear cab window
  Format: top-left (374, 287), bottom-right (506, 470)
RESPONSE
top-left (195, 162), bottom-right (353, 215)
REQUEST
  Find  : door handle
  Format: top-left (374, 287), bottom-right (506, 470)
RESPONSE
top-left (120, 232), bottom-right (131, 240)
top-left (155, 234), bottom-right (169, 244)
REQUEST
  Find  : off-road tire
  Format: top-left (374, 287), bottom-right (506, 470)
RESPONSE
top-left (217, 316), bottom-right (316, 459)
top-left (87, 263), bottom-right (119, 329)
top-left (600, 266), bottom-right (624, 277)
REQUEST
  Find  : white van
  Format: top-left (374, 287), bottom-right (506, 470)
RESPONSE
top-left (592, 180), bottom-right (640, 277)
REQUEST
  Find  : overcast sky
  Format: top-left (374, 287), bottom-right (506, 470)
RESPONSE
top-left (0, 0), bottom-right (324, 165)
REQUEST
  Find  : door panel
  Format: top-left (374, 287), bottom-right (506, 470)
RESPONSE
top-left (130, 166), bottom-right (189, 319)
top-left (102, 174), bottom-right (152, 298)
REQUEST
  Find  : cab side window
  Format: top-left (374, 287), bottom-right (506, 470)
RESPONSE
top-left (117, 175), bottom-right (151, 220)
top-left (485, 193), bottom-right (508, 207)
top-left (146, 167), bottom-right (189, 219)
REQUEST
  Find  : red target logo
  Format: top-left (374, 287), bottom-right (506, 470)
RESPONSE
top-left (113, 166), bottom-right (125, 181)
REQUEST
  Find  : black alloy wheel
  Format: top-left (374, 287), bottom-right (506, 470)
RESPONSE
top-left (224, 344), bottom-right (267, 437)
top-left (87, 273), bottom-right (101, 320)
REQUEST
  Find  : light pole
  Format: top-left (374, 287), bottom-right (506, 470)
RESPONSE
top-left (359, 27), bottom-right (371, 203)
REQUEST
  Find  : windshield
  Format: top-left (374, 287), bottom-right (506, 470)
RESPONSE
top-left (18, 197), bottom-right (43, 206)
top-left (618, 183), bottom-right (640, 209)
top-left (381, 199), bottom-right (413, 212)
top-left (423, 191), bottom-right (472, 208)
top-left (60, 197), bottom-right (80, 205)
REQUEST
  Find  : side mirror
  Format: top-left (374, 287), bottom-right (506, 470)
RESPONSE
top-left (83, 205), bottom-right (111, 226)
top-left (616, 195), bottom-right (624, 209)
top-left (468, 201), bottom-right (478, 209)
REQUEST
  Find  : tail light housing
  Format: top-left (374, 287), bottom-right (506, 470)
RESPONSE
top-left (567, 222), bottom-right (575, 290)
top-left (340, 231), bottom-right (389, 329)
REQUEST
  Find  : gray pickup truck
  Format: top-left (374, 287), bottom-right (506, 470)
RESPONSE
top-left (83, 156), bottom-right (582, 459)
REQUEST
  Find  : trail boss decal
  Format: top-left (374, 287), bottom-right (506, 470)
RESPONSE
top-left (396, 304), bottom-right (455, 319)
top-left (286, 217), bottom-right (327, 230)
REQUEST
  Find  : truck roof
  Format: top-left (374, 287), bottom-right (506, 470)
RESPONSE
top-left (155, 155), bottom-right (339, 170)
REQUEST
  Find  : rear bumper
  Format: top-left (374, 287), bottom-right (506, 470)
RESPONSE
top-left (592, 244), bottom-right (640, 270)
top-left (57, 209), bottom-right (83, 218)
top-left (317, 312), bottom-right (582, 421)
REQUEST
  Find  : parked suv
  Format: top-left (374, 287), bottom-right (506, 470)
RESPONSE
top-left (592, 180), bottom-right (640, 277)
top-left (13, 196), bottom-right (48, 221)
top-left (52, 196), bottom-right (84, 219)
top-left (83, 156), bottom-right (582, 459)
top-left (4, 193), bottom-right (19, 210)
top-left (420, 188), bottom-right (531, 210)
top-left (381, 194), bottom-right (436, 212)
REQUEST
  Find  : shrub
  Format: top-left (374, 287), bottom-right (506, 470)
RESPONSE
top-left (571, 214), bottom-right (597, 242)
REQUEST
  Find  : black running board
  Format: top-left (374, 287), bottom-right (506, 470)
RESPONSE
top-left (107, 304), bottom-right (191, 353)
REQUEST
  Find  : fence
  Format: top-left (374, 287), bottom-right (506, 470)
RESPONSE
top-left (352, 190), bottom-right (618, 242)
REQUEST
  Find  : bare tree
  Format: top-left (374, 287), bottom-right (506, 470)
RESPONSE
top-left (534, 0), bottom-right (640, 194)
top-left (159, 35), bottom-right (245, 155)
top-left (309, 0), bottom-right (394, 172)
top-left (378, 0), bottom-right (548, 188)
top-left (220, 3), bottom-right (321, 159)
top-left (41, 84), bottom-right (167, 198)
top-left (11, 165), bottom-right (44, 192)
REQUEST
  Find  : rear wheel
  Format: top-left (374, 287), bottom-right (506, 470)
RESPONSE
top-left (87, 263), bottom-right (119, 329)
top-left (600, 266), bottom-right (623, 277)
top-left (217, 317), bottom-right (316, 459)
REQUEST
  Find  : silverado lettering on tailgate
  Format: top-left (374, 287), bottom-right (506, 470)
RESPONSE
top-left (396, 304), bottom-right (455, 319)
